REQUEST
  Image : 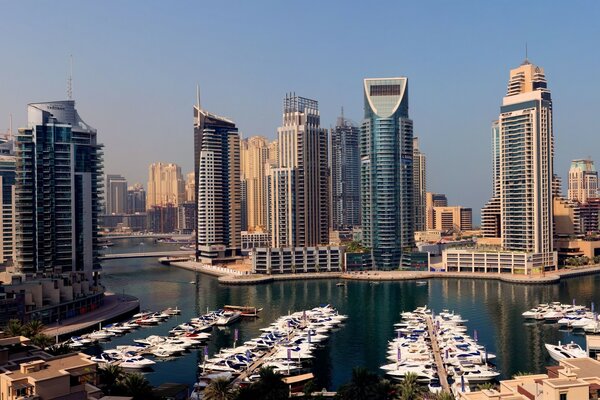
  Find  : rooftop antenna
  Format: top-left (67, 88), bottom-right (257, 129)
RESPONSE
top-left (67, 55), bottom-right (73, 100)
top-left (196, 84), bottom-right (201, 109)
top-left (525, 43), bottom-right (529, 63)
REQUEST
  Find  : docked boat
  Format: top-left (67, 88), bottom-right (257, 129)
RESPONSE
top-left (545, 341), bottom-right (587, 362)
top-left (119, 355), bottom-right (156, 369)
top-left (215, 311), bottom-right (242, 326)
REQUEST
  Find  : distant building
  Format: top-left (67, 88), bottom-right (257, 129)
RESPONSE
top-left (105, 174), bottom-right (128, 214)
top-left (330, 111), bottom-right (360, 231)
top-left (194, 95), bottom-right (241, 262)
top-left (240, 136), bottom-right (270, 232)
top-left (361, 77), bottom-right (414, 269)
top-left (146, 162), bottom-right (185, 209)
top-left (568, 159), bottom-right (598, 204)
top-left (147, 205), bottom-right (177, 233)
top-left (241, 231), bottom-right (270, 252)
top-left (425, 193), bottom-right (447, 231)
top-left (432, 206), bottom-right (472, 232)
top-left (185, 171), bottom-right (195, 203)
top-left (127, 183), bottom-right (146, 213)
top-left (177, 201), bottom-right (196, 234)
top-left (253, 246), bottom-right (344, 274)
top-left (413, 138), bottom-right (427, 232)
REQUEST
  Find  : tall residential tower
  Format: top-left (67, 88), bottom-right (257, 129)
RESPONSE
top-left (361, 78), bottom-right (414, 269)
top-left (105, 174), bottom-right (127, 214)
top-left (413, 137), bottom-right (427, 232)
top-left (568, 159), bottom-right (598, 204)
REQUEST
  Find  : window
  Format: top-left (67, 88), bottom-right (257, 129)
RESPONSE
top-left (559, 393), bottom-right (567, 400)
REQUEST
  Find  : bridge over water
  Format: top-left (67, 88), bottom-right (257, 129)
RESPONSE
top-left (100, 250), bottom-right (194, 260)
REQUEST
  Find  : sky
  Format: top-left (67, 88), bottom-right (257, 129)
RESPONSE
top-left (2, 1), bottom-right (600, 220)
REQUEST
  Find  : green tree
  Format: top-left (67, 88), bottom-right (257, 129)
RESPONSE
top-left (251, 367), bottom-right (289, 400)
top-left (433, 393), bottom-right (455, 400)
top-left (336, 367), bottom-right (384, 400)
top-left (23, 320), bottom-right (45, 337)
top-left (98, 364), bottom-right (124, 395)
top-left (397, 372), bottom-right (422, 400)
top-left (117, 372), bottom-right (153, 400)
top-left (31, 333), bottom-right (54, 348)
top-left (203, 377), bottom-right (236, 400)
top-left (46, 343), bottom-right (74, 356)
top-left (5, 319), bottom-right (23, 337)
top-left (476, 382), bottom-right (496, 391)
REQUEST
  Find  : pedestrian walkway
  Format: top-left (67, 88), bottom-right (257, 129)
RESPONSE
top-left (425, 315), bottom-right (450, 393)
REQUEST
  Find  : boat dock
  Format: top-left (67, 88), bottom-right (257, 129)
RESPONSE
top-left (425, 315), bottom-right (451, 394)
top-left (230, 344), bottom-right (282, 385)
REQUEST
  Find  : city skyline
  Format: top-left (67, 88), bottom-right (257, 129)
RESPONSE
top-left (2, 2), bottom-right (599, 219)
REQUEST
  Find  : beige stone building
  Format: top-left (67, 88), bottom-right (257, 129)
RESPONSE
top-left (146, 162), bottom-right (185, 209)
top-left (432, 206), bottom-right (472, 232)
top-left (425, 192), bottom-right (447, 230)
top-left (459, 357), bottom-right (600, 400)
top-left (240, 136), bottom-right (270, 232)
top-left (568, 159), bottom-right (598, 204)
top-left (185, 171), bottom-right (195, 203)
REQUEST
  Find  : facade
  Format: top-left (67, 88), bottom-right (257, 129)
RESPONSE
top-left (425, 192), bottom-right (448, 230)
top-left (413, 137), bottom-right (427, 232)
top-left (330, 112), bottom-right (361, 230)
top-left (15, 100), bottom-right (103, 280)
top-left (0, 351), bottom-right (99, 400)
top-left (146, 162), bottom-right (185, 209)
top-left (580, 198), bottom-right (600, 234)
top-left (127, 183), bottom-right (146, 213)
top-left (105, 174), bottom-right (127, 214)
top-left (568, 159), bottom-right (598, 204)
top-left (241, 231), bottom-right (270, 252)
top-left (0, 155), bottom-right (15, 265)
top-left (177, 201), bottom-right (196, 234)
top-left (442, 248), bottom-right (557, 274)
top-left (147, 205), bottom-right (177, 233)
top-left (270, 94), bottom-right (329, 248)
top-left (194, 99), bottom-right (241, 262)
top-left (185, 171), bottom-right (195, 202)
top-left (361, 78), bottom-right (414, 269)
top-left (240, 136), bottom-right (270, 232)
top-left (252, 246), bottom-right (344, 274)
top-left (432, 206), bottom-right (472, 232)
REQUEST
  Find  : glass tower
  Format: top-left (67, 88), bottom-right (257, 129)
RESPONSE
top-left (15, 100), bottom-right (103, 279)
top-left (361, 78), bottom-right (414, 270)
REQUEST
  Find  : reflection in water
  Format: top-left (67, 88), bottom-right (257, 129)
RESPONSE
top-left (100, 252), bottom-right (599, 389)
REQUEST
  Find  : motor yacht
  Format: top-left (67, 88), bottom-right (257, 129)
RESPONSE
top-left (545, 341), bottom-right (587, 361)
top-left (119, 355), bottom-right (156, 369)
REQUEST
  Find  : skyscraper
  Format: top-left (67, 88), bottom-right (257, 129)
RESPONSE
top-left (425, 192), bottom-right (448, 231)
top-left (361, 78), bottom-right (414, 269)
top-left (15, 100), bottom-right (103, 278)
top-left (193, 97), bottom-right (241, 262)
top-left (105, 174), bottom-right (127, 214)
top-left (240, 136), bottom-right (270, 232)
top-left (127, 183), bottom-right (146, 213)
top-left (330, 111), bottom-right (360, 231)
top-left (185, 172), bottom-right (195, 203)
top-left (0, 150), bottom-right (15, 264)
top-left (568, 159), bottom-right (598, 204)
top-left (269, 94), bottom-right (329, 247)
top-left (146, 163), bottom-right (185, 209)
top-left (413, 137), bottom-right (427, 232)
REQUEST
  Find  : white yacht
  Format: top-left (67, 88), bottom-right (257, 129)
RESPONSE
top-left (215, 311), bottom-right (242, 326)
top-left (545, 341), bottom-right (587, 361)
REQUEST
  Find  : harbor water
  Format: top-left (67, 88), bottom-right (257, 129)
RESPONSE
top-left (97, 238), bottom-right (600, 390)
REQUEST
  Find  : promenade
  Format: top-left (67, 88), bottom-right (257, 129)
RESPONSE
top-left (42, 292), bottom-right (139, 339)
top-left (425, 314), bottom-right (450, 393)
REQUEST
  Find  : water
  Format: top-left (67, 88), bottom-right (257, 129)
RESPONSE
top-left (97, 239), bottom-right (600, 390)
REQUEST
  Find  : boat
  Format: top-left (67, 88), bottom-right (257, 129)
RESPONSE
top-left (545, 341), bottom-right (587, 361)
top-left (336, 282), bottom-right (346, 287)
top-left (163, 307), bottom-right (182, 316)
top-left (215, 311), bottom-right (242, 326)
top-left (416, 281), bottom-right (428, 286)
top-left (224, 305), bottom-right (263, 317)
top-left (119, 355), bottom-right (156, 369)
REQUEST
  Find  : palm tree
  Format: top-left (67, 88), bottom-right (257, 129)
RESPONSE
top-left (476, 382), bottom-right (496, 391)
top-left (234, 385), bottom-right (259, 400)
top-left (252, 367), bottom-right (289, 400)
top-left (203, 377), bottom-right (236, 400)
top-left (397, 372), bottom-right (422, 400)
top-left (336, 367), bottom-right (382, 400)
top-left (98, 364), bottom-right (124, 395)
top-left (31, 333), bottom-right (54, 348)
top-left (433, 393), bottom-right (455, 400)
top-left (5, 319), bottom-right (23, 337)
top-left (118, 372), bottom-right (153, 400)
top-left (46, 343), bottom-right (74, 356)
top-left (23, 320), bottom-right (45, 337)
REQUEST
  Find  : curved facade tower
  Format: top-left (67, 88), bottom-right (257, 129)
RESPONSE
top-left (361, 78), bottom-right (414, 270)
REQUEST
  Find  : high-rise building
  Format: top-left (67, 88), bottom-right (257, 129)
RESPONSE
top-left (269, 94), bottom-right (329, 247)
top-left (193, 96), bottom-right (241, 262)
top-left (432, 206), bottom-right (472, 232)
top-left (361, 78), bottom-right (414, 269)
top-left (185, 172), bottom-right (195, 203)
top-left (127, 183), bottom-right (146, 214)
top-left (413, 137), bottom-right (427, 232)
top-left (240, 136), bottom-right (269, 232)
top-left (147, 205), bottom-right (177, 233)
top-left (267, 140), bottom-right (279, 165)
top-left (0, 151), bottom-right (15, 264)
top-left (568, 159), bottom-right (598, 204)
top-left (15, 100), bottom-right (103, 278)
top-left (105, 174), bottom-right (127, 214)
top-left (146, 162), bottom-right (184, 209)
top-left (177, 201), bottom-right (196, 234)
top-left (425, 192), bottom-right (448, 230)
top-left (330, 111), bottom-right (360, 230)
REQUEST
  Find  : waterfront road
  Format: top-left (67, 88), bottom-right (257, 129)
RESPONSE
top-left (42, 292), bottom-right (139, 339)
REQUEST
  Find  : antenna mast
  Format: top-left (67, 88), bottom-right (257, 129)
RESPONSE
top-left (67, 55), bottom-right (73, 100)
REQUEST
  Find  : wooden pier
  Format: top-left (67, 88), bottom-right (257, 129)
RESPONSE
top-left (425, 315), bottom-right (451, 393)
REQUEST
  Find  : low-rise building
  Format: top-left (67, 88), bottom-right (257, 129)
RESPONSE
top-left (241, 231), bottom-right (270, 252)
top-left (0, 352), bottom-right (101, 400)
top-left (252, 246), bottom-right (344, 274)
top-left (459, 357), bottom-right (600, 400)
top-left (441, 248), bottom-right (557, 274)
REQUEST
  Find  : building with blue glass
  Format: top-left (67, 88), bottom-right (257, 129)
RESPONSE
top-left (361, 78), bottom-right (415, 270)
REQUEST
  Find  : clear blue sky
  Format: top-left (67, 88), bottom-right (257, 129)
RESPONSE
top-left (2, 1), bottom-right (600, 220)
